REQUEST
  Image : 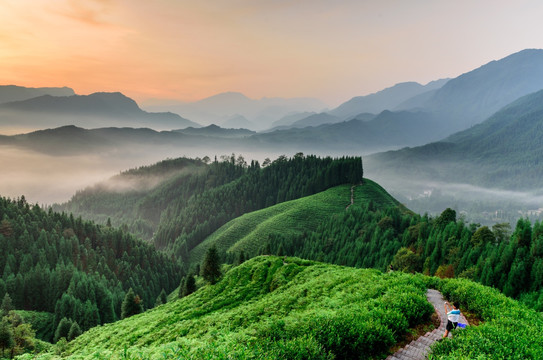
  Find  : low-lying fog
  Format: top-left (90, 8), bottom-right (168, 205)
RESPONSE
top-left (371, 175), bottom-right (543, 225)
top-left (0, 145), bottom-right (286, 205)
top-left (2, 144), bottom-right (542, 227)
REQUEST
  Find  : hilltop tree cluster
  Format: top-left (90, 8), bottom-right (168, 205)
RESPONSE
top-left (58, 154), bottom-right (363, 266)
top-left (155, 154), bottom-right (363, 262)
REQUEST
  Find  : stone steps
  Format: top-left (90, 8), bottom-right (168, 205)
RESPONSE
top-left (384, 289), bottom-right (469, 360)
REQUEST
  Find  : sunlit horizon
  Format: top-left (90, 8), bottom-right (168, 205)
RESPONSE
top-left (2, 1), bottom-right (543, 107)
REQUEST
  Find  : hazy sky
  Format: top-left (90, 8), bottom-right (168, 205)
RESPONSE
top-left (1, 0), bottom-right (542, 106)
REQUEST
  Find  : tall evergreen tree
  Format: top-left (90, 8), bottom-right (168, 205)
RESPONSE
top-left (67, 321), bottom-right (82, 341)
top-left (237, 250), bottom-right (246, 265)
top-left (121, 288), bottom-right (143, 319)
top-left (54, 317), bottom-right (72, 343)
top-left (1, 293), bottom-right (13, 316)
top-left (178, 277), bottom-right (186, 299)
top-left (184, 274), bottom-right (196, 297)
top-left (201, 246), bottom-right (221, 284)
top-left (155, 289), bottom-right (168, 307)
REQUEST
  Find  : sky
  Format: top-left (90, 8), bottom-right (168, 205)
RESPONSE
top-left (1, 0), bottom-right (543, 107)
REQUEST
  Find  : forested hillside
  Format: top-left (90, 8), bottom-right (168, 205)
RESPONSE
top-left (267, 199), bottom-right (543, 310)
top-left (59, 154), bottom-right (364, 265)
top-left (193, 179), bottom-right (399, 265)
top-left (0, 196), bottom-right (181, 342)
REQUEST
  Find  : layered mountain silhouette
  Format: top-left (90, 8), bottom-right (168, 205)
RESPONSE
top-left (412, 48), bottom-right (543, 132)
top-left (143, 92), bottom-right (327, 130)
top-left (258, 49), bottom-right (543, 152)
top-left (330, 79), bottom-right (449, 119)
top-left (0, 85), bottom-right (75, 103)
top-left (176, 124), bottom-right (255, 138)
top-left (251, 110), bottom-right (438, 153)
top-left (0, 91), bottom-right (199, 131)
top-left (221, 114), bottom-right (255, 129)
top-left (368, 88), bottom-right (543, 190)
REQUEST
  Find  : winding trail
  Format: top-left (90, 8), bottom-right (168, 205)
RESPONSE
top-left (345, 185), bottom-right (355, 210)
top-left (385, 289), bottom-right (469, 360)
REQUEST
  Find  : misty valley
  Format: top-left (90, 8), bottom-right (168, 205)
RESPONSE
top-left (2, 48), bottom-right (543, 359)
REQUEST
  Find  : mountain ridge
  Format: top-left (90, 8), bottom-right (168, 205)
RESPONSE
top-left (0, 92), bottom-right (200, 131)
top-left (367, 88), bottom-right (543, 190)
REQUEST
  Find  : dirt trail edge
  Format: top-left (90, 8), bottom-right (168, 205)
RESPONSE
top-left (385, 289), bottom-right (469, 360)
top-left (345, 185), bottom-right (355, 209)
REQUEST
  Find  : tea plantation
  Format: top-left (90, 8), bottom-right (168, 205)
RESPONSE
top-left (20, 256), bottom-right (433, 359)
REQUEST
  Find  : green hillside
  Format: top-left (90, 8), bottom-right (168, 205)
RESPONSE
top-left (190, 179), bottom-right (398, 265)
top-left (26, 256), bottom-right (434, 360)
top-left (57, 154), bottom-right (363, 265)
top-left (21, 256), bottom-right (543, 360)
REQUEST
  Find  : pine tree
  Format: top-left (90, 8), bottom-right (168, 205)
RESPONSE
top-left (1, 293), bottom-right (13, 316)
top-left (54, 317), bottom-right (72, 343)
top-left (237, 251), bottom-right (246, 265)
top-left (155, 289), bottom-right (168, 307)
top-left (184, 274), bottom-right (196, 296)
top-left (201, 246), bottom-right (221, 284)
top-left (178, 276), bottom-right (186, 298)
top-left (67, 321), bottom-right (82, 341)
top-left (121, 288), bottom-right (143, 319)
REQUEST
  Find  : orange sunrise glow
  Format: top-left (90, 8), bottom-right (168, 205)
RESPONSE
top-left (1, 0), bottom-right (543, 106)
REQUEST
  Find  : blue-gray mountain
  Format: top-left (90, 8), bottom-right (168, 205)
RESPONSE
top-left (0, 91), bottom-right (199, 131)
top-left (259, 49), bottom-right (543, 151)
top-left (330, 79), bottom-right (449, 119)
top-left (144, 92), bottom-right (327, 131)
top-left (367, 89), bottom-right (543, 190)
top-left (0, 85), bottom-right (75, 103)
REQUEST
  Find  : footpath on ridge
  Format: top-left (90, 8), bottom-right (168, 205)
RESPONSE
top-left (345, 184), bottom-right (355, 209)
top-left (386, 289), bottom-right (469, 360)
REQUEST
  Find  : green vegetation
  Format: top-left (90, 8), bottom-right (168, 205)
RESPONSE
top-left (16, 311), bottom-right (54, 342)
top-left (24, 256), bottom-right (434, 360)
top-left (426, 276), bottom-right (543, 359)
top-left (266, 200), bottom-right (543, 310)
top-left (190, 184), bottom-right (354, 264)
top-left (57, 154), bottom-right (363, 266)
top-left (0, 196), bottom-right (181, 342)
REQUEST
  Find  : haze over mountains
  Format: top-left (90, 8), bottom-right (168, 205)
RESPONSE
top-left (0, 90), bottom-right (199, 133)
top-left (143, 92), bottom-right (328, 131)
top-left (329, 79), bottom-right (449, 119)
top-left (2, 49), bottom-right (543, 207)
top-left (367, 88), bottom-right (543, 190)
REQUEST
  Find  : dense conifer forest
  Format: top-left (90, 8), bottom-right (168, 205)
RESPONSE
top-left (0, 196), bottom-right (181, 343)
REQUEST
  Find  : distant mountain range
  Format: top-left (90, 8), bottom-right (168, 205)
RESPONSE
top-left (251, 110), bottom-right (439, 153)
top-left (221, 114), bottom-right (255, 129)
top-left (143, 92), bottom-right (328, 130)
top-left (0, 91), bottom-right (199, 132)
top-left (175, 124), bottom-right (255, 138)
top-left (0, 85), bottom-right (75, 103)
top-left (367, 88), bottom-right (543, 190)
top-left (261, 49), bottom-right (543, 151)
top-left (2, 49), bottom-right (543, 174)
top-left (329, 79), bottom-right (449, 119)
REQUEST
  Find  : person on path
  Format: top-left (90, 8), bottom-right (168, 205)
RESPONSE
top-left (443, 301), bottom-right (461, 338)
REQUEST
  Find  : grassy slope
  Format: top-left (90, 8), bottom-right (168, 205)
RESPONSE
top-left (35, 256), bottom-right (433, 360)
top-left (190, 179), bottom-right (399, 264)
